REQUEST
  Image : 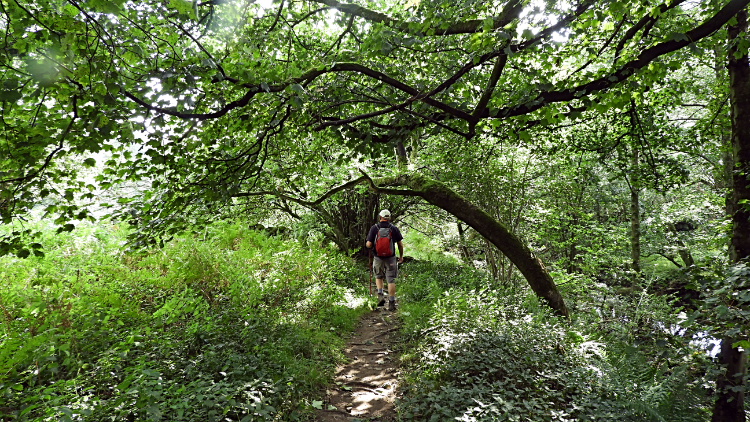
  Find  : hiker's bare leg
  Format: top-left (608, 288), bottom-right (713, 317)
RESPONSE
top-left (388, 282), bottom-right (395, 297)
top-left (376, 278), bottom-right (384, 290)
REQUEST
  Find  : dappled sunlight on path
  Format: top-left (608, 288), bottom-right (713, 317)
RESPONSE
top-left (314, 308), bottom-right (400, 421)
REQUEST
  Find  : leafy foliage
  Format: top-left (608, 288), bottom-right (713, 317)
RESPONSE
top-left (0, 220), bottom-right (369, 421)
top-left (397, 260), bottom-right (714, 421)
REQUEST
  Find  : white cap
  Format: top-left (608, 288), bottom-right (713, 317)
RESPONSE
top-left (379, 209), bottom-right (391, 219)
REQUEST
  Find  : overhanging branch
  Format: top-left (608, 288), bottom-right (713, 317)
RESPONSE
top-left (232, 175), bottom-right (370, 207)
top-left (122, 62), bottom-right (470, 121)
top-left (485, 0), bottom-right (750, 120)
top-left (311, 0), bottom-right (523, 36)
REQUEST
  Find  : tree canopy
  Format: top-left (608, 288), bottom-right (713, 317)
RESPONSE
top-left (2, 0), bottom-right (747, 240)
top-left (3, 0), bottom-right (750, 419)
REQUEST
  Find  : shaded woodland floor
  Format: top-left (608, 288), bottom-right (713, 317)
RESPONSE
top-left (314, 307), bottom-right (401, 421)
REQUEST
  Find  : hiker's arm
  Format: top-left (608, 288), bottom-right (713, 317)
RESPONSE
top-left (397, 241), bottom-right (404, 263)
top-left (365, 226), bottom-right (374, 249)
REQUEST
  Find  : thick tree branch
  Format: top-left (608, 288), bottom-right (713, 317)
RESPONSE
top-left (311, 0), bottom-right (523, 36)
top-left (232, 169), bottom-right (569, 317)
top-left (316, 1), bottom-right (594, 130)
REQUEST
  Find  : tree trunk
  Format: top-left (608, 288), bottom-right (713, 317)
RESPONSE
top-left (395, 140), bottom-right (408, 169)
top-left (457, 222), bottom-right (473, 265)
top-left (372, 173), bottom-right (569, 318)
top-left (315, 190), bottom-right (380, 255)
top-left (567, 213), bottom-right (579, 274)
top-left (630, 146), bottom-right (641, 276)
top-left (713, 7), bottom-right (750, 422)
top-left (666, 223), bottom-right (695, 267)
top-left (728, 12), bottom-right (750, 262)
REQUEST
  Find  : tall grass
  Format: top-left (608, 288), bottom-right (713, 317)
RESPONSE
top-left (0, 220), bottom-right (371, 421)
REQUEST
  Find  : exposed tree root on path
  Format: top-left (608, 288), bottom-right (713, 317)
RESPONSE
top-left (314, 307), bottom-right (400, 421)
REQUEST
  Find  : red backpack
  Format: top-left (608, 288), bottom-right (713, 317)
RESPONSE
top-left (375, 224), bottom-right (395, 257)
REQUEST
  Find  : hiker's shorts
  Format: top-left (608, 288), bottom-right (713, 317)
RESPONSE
top-left (373, 256), bottom-right (398, 284)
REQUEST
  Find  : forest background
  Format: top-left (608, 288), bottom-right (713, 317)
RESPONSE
top-left (1, 0), bottom-right (750, 420)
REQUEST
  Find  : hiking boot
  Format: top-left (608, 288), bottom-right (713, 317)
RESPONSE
top-left (377, 293), bottom-right (385, 307)
top-left (388, 300), bottom-right (396, 311)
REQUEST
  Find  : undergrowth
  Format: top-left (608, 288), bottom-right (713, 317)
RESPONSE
top-left (397, 261), bottom-right (714, 422)
top-left (0, 220), bottom-right (370, 421)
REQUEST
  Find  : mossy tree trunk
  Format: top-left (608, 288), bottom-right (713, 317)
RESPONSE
top-left (369, 173), bottom-right (569, 318)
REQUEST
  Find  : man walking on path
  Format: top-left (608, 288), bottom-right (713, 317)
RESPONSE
top-left (366, 209), bottom-right (404, 311)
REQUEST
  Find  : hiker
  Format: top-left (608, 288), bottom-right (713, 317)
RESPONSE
top-left (366, 209), bottom-right (404, 311)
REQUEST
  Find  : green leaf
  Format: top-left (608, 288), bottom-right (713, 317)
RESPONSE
top-left (311, 400), bottom-right (323, 409)
top-left (56, 224), bottom-right (75, 233)
top-left (169, 0), bottom-right (197, 19)
top-left (0, 90), bottom-right (22, 102)
top-left (668, 33), bottom-right (689, 42)
top-left (380, 41), bottom-right (393, 55)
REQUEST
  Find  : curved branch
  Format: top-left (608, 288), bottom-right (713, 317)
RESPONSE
top-left (266, 0), bottom-right (285, 34)
top-left (122, 62), bottom-right (470, 120)
top-left (613, 0), bottom-right (687, 64)
top-left (232, 169), bottom-right (569, 317)
top-left (232, 175), bottom-right (370, 207)
top-left (473, 54), bottom-right (508, 118)
top-left (364, 171), bottom-right (570, 317)
top-left (311, 0), bottom-right (523, 36)
top-left (483, 0), bottom-right (750, 120)
top-left (314, 95), bottom-right (417, 130)
top-left (290, 7), bottom-right (330, 28)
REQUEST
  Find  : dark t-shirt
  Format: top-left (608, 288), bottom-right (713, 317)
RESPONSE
top-left (366, 221), bottom-right (403, 257)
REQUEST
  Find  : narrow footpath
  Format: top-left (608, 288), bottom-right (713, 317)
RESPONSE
top-left (314, 307), bottom-right (400, 421)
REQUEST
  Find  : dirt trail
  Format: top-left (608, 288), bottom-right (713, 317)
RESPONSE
top-left (314, 307), bottom-right (400, 421)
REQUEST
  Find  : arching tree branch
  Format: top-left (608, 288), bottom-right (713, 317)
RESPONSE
top-left (311, 0), bottom-right (524, 36)
top-left (236, 170), bottom-right (569, 317)
top-left (483, 0), bottom-right (750, 120)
